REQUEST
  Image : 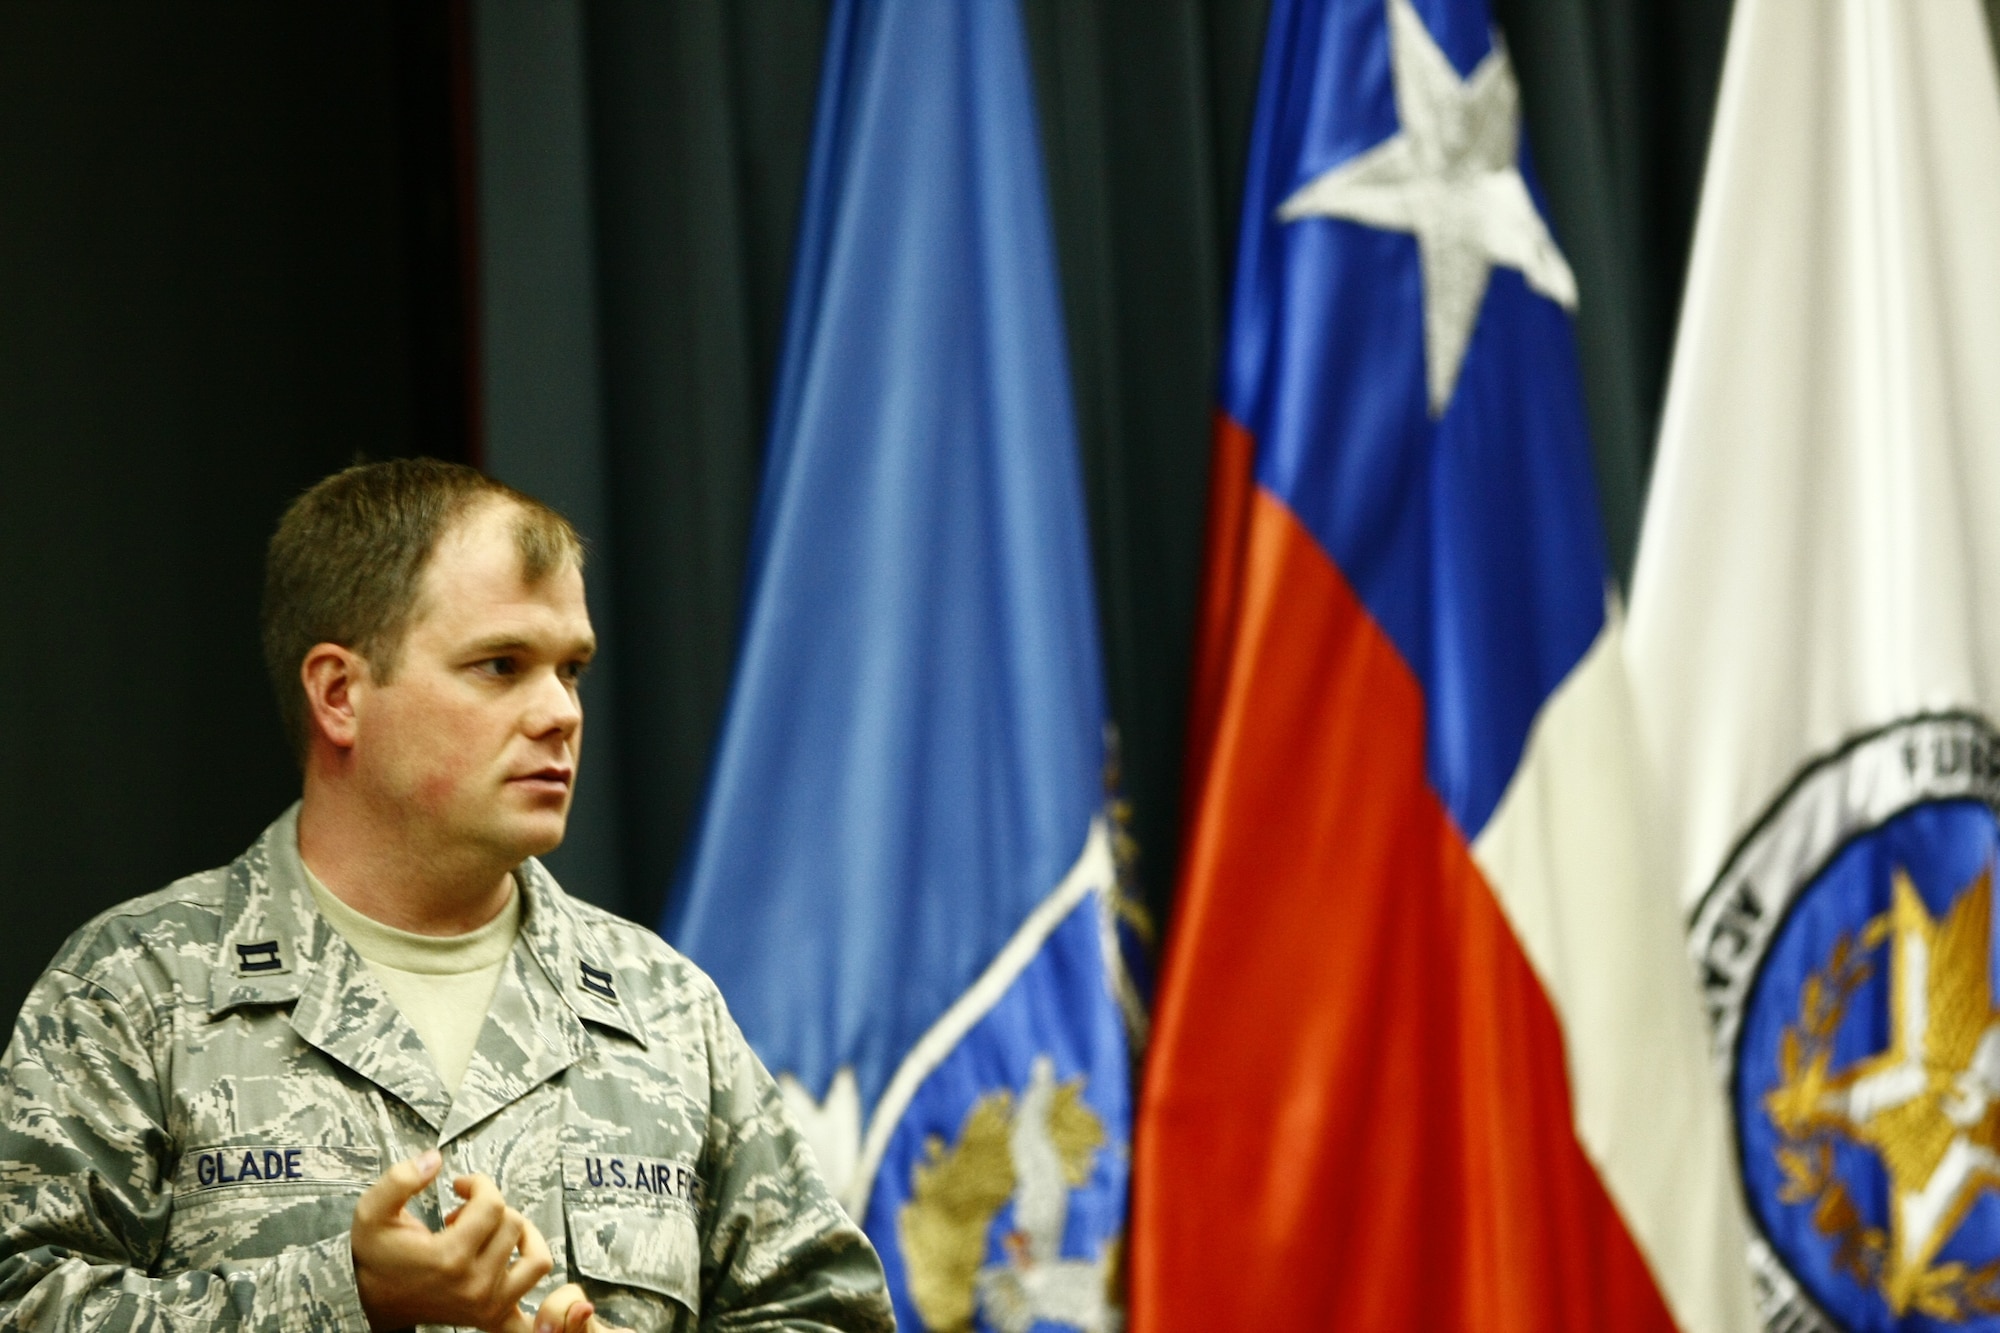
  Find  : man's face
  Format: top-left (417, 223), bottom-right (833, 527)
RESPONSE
top-left (352, 500), bottom-right (595, 866)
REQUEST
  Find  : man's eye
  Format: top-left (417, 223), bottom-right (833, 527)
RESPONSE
top-left (561, 660), bottom-right (591, 684)
top-left (481, 657), bottom-right (518, 677)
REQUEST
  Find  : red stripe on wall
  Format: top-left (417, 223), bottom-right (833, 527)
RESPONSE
top-left (1131, 476), bottom-right (1676, 1331)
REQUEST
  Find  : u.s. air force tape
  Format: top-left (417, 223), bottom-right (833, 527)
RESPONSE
top-left (563, 1151), bottom-right (703, 1206)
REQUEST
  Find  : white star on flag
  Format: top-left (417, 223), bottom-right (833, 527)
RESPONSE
top-left (1278, 0), bottom-right (1578, 415)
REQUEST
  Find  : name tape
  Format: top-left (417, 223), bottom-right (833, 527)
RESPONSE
top-left (177, 1144), bottom-right (379, 1194)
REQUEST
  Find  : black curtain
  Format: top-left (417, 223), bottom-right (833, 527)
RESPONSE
top-left (580, 1), bottom-right (833, 922)
top-left (0, 4), bottom-right (476, 1030)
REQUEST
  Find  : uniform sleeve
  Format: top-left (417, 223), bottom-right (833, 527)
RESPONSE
top-left (0, 967), bottom-right (370, 1333)
top-left (694, 997), bottom-right (893, 1333)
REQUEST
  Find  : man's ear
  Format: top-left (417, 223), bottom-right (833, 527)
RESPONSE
top-left (300, 644), bottom-right (367, 751)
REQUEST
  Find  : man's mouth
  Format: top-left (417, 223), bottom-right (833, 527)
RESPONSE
top-left (509, 767), bottom-right (574, 791)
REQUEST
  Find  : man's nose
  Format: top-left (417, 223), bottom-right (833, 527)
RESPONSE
top-left (525, 669), bottom-right (583, 736)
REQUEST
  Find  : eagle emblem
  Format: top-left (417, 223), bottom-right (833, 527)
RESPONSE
top-left (898, 1057), bottom-right (1122, 1332)
top-left (1767, 865), bottom-right (2000, 1319)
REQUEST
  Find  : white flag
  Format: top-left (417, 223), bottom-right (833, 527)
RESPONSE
top-left (1627, 0), bottom-right (2000, 1326)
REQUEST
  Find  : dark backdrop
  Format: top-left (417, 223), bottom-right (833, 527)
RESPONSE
top-left (0, 4), bottom-right (476, 1028)
top-left (0, 0), bottom-right (1764, 1030)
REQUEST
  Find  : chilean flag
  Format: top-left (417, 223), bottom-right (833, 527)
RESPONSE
top-left (1130, 0), bottom-right (1754, 1328)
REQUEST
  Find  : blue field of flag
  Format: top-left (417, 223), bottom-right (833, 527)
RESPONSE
top-left (665, 2), bottom-right (1138, 1328)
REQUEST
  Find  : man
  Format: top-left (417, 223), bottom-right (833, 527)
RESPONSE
top-left (0, 460), bottom-right (893, 1332)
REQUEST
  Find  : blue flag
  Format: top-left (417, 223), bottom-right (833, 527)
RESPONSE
top-left (665, 2), bottom-right (1136, 1327)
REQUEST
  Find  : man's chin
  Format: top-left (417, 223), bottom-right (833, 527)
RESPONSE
top-left (488, 806), bottom-right (570, 866)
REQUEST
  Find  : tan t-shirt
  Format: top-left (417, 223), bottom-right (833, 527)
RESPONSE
top-left (301, 866), bottom-right (520, 1096)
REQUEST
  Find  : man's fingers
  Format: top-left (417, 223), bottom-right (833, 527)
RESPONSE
top-left (440, 1174), bottom-right (507, 1260)
top-left (530, 1283), bottom-right (590, 1333)
top-left (526, 1282), bottom-right (635, 1333)
top-left (464, 1202), bottom-right (556, 1325)
top-left (573, 1303), bottom-right (622, 1333)
top-left (491, 1230), bottom-right (553, 1325)
top-left (353, 1148), bottom-right (442, 1226)
top-left (350, 1160), bottom-right (569, 1333)
top-left (513, 1214), bottom-right (553, 1293)
top-left (453, 1172), bottom-right (515, 1209)
top-left (474, 1205), bottom-right (526, 1285)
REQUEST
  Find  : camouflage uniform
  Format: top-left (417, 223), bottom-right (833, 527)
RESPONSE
top-left (0, 807), bottom-right (894, 1333)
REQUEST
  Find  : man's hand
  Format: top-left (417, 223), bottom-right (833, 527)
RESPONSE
top-left (528, 1283), bottom-right (634, 1333)
top-left (352, 1150), bottom-right (553, 1332)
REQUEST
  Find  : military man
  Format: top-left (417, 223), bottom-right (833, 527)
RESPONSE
top-left (0, 460), bottom-right (894, 1332)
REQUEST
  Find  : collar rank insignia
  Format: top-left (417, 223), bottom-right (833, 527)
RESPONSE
top-left (235, 940), bottom-right (284, 975)
top-left (579, 962), bottom-right (616, 1002)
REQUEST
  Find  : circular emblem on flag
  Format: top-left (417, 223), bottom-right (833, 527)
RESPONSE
top-left (1692, 713), bottom-right (2000, 1330)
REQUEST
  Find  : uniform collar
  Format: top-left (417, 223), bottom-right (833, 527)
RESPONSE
top-left (209, 803), bottom-right (321, 1014)
top-left (208, 806), bottom-right (648, 1140)
top-left (431, 865), bottom-right (646, 1142)
top-left (513, 856), bottom-right (648, 1050)
top-left (209, 805), bottom-right (647, 1050)
top-left (211, 806), bottom-right (457, 1128)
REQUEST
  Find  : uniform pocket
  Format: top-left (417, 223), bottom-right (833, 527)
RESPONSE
top-left (164, 1143), bottom-right (383, 1268)
top-left (561, 1150), bottom-right (703, 1319)
top-left (565, 1200), bottom-right (701, 1310)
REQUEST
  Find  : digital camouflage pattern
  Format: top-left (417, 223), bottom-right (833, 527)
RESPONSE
top-left (0, 807), bottom-right (894, 1332)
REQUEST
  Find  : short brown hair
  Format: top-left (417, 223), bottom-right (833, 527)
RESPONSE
top-left (262, 458), bottom-right (584, 763)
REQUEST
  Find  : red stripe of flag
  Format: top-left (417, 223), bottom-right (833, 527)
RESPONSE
top-left (1130, 418), bottom-right (1677, 1331)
